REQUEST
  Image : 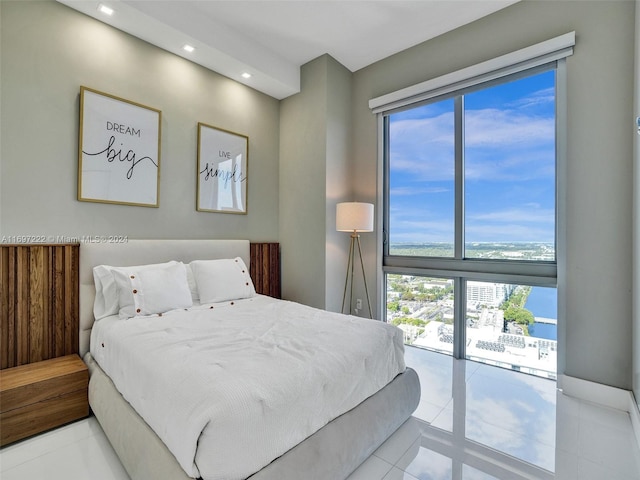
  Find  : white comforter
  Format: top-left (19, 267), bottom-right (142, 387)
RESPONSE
top-left (90, 295), bottom-right (405, 480)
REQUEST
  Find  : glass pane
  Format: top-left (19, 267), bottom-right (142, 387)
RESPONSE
top-left (465, 281), bottom-right (557, 379)
top-left (386, 273), bottom-right (454, 355)
top-left (388, 99), bottom-right (455, 258)
top-left (464, 70), bottom-right (556, 261)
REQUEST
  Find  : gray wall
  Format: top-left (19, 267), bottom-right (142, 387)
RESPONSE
top-left (279, 57), bottom-right (329, 308)
top-left (0, 0), bottom-right (280, 242)
top-left (279, 55), bottom-right (352, 310)
top-left (324, 57), bottom-right (353, 314)
top-left (634, 0), bottom-right (640, 405)
top-left (351, 0), bottom-right (636, 390)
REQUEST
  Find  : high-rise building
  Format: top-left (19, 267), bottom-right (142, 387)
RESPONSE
top-left (466, 282), bottom-right (514, 307)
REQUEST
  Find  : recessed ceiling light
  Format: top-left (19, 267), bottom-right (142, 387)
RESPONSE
top-left (182, 44), bottom-right (195, 53)
top-left (241, 72), bottom-right (252, 79)
top-left (98, 4), bottom-right (114, 16)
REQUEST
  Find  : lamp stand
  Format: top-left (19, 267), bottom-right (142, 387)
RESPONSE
top-left (341, 232), bottom-right (373, 319)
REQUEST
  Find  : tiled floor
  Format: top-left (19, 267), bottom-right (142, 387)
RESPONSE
top-left (2, 346), bottom-right (639, 480)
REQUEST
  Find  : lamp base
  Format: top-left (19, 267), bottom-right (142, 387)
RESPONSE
top-left (341, 233), bottom-right (373, 319)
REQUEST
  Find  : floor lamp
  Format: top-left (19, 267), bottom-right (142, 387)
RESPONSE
top-left (337, 202), bottom-right (374, 318)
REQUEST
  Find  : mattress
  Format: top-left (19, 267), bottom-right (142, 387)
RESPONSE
top-left (89, 295), bottom-right (406, 480)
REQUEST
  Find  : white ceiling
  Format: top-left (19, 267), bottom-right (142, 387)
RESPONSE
top-left (56, 0), bottom-right (518, 99)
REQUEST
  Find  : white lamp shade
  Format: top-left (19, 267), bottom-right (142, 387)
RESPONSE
top-left (336, 202), bottom-right (374, 232)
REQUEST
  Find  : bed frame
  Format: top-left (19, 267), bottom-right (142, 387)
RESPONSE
top-left (79, 239), bottom-right (420, 480)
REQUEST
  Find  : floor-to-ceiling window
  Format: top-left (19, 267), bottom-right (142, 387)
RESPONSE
top-left (380, 49), bottom-right (568, 379)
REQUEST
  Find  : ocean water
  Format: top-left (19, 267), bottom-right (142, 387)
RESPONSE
top-left (525, 286), bottom-right (557, 341)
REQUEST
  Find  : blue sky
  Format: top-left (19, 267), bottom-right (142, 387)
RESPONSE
top-left (388, 69), bottom-right (556, 246)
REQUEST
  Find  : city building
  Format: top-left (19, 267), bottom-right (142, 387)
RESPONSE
top-left (466, 281), bottom-right (515, 308)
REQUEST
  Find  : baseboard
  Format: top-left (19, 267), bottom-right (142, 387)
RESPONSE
top-left (557, 376), bottom-right (640, 453)
top-left (557, 374), bottom-right (630, 412)
top-left (629, 391), bottom-right (640, 452)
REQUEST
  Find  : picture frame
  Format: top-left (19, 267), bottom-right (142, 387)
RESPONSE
top-left (197, 122), bottom-right (248, 214)
top-left (78, 86), bottom-right (161, 207)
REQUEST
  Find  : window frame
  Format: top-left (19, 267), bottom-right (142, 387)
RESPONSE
top-left (377, 59), bottom-right (567, 361)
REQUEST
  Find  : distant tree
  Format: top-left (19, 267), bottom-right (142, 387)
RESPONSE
top-left (401, 291), bottom-right (415, 301)
top-left (416, 293), bottom-right (428, 302)
top-left (388, 301), bottom-right (400, 312)
top-left (392, 317), bottom-right (428, 327)
top-left (504, 305), bottom-right (534, 325)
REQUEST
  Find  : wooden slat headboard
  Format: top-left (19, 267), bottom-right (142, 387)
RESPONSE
top-left (250, 243), bottom-right (280, 300)
top-left (0, 244), bottom-right (79, 369)
top-left (1, 241), bottom-right (279, 369)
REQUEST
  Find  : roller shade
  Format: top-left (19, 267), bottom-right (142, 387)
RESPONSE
top-left (369, 32), bottom-right (575, 114)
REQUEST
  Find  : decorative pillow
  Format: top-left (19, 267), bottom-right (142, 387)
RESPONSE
top-left (93, 261), bottom-right (192, 320)
top-left (112, 261), bottom-right (193, 319)
top-left (190, 257), bottom-right (256, 304)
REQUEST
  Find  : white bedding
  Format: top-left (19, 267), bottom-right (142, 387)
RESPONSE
top-left (90, 295), bottom-right (406, 480)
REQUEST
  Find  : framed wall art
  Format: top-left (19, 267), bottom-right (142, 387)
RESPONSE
top-left (78, 86), bottom-right (161, 207)
top-left (197, 122), bottom-right (248, 214)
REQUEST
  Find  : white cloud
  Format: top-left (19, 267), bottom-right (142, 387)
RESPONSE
top-left (463, 206), bottom-right (555, 242)
top-left (467, 207), bottom-right (555, 224)
top-left (464, 108), bottom-right (554, 148)
top-left (389, 112), bottom-right (455, 181)
top-left (390, 186), bottom-right (451, 196)
top-left (508, 87), bottom-right (555, 109)
top-left (389, 106), bottom-right (555, 182)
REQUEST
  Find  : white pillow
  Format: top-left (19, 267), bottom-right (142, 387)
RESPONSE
top-left (93, 264), bottom-right (122, 320)
top-left (190, 257), bottom-right (256, 304)
top-left (184, 264), bottom-right (199, 303)
top-left (93, 261), bottom-right (192, 320)
top-left (94, 262), bottom-right (172, 319)
top-left (112, 261), bottom-right (193, 319)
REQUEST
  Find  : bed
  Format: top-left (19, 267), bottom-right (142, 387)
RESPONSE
top-left (79, 239), bottom-right (420, 480)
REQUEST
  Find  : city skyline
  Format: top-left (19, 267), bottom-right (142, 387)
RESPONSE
top-left (386, 274), bottom-right (558, 378)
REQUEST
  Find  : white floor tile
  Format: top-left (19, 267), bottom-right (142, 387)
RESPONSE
top-left (1, 430), bottom-right (130, 480)
top-left (412, 399), bottom-right (449, 424)
top-left (382, 466), bottom-right (421, 480)
top-left (374, 417), bottom-right (423, 465)
top-left (346, 454), bottom-right (394, 480)
top-left (0, 417), bottom-right (102, 472)
top-left (429, 404), bottom-right (453, 431)
top-left (395, 439), bottom-right (453, 480)
top-left (579, 400), bottom-right (635, 431)
top-left (465, 418), bottom-right (556, 472)
top-left (555, 394), bottom-right (582, 455)
top-left (554, 451), bottom-right (579, 480)
top-left (576, 456), bottom-right (640, 480)
top-left (578, 413), bottom-right (640, 479)
top-left (461, 463), bottom-right (503, 480)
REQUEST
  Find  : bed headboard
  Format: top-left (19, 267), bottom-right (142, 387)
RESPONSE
top-left (79, 239), bottom-right (250, 358)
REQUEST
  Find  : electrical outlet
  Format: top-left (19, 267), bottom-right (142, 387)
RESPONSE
top-left (356, 299), bottom-right (363, 310)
